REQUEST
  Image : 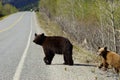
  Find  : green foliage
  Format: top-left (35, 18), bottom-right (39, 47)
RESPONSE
top-left (0, 2), bottom-right (18, 18)
top-left (40, 0), bottom-right (98, 21)
top-left (39, 0), bottom-right (120, 24)
top-left (0, 2), bottom-right (3, 17)
top-left (39, 0), bottom-right (120, 52)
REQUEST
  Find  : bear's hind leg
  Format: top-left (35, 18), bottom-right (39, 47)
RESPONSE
top-left (63, 53), bottom-right (73, 66)
top-left (114, 67), bottom-right (119, 74)
top-left (68, 54), bottom-right (73, 65)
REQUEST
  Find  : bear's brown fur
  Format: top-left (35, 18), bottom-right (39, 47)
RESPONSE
top-left (33, 33), bottom-right (74, 65)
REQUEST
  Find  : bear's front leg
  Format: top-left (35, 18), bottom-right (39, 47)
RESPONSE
top-left (44, 57), bottom-right (51, 65)
top-left (99, 62), bottom-right (108, 71)
top-left (104, 62), bottom-right (108, 71)
top-left (99, 63), bottom-right (103, 69)
top-left (43, 53), bottom-right (55, 65)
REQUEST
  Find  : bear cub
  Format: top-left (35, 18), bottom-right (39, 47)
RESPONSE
top-left (97, 47), bottom-right (120, 73)
top-left (33, 33), bottom-right (74, 65)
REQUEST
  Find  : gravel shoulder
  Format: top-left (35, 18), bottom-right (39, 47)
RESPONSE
top-left (47, 55), bottom-right (118, 80)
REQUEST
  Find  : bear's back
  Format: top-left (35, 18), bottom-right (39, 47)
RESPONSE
top-left (43, 36), bottom-right (71, 45)
top-left (107, 51), bottom-right (120, 66)
top-left (42, 36), bottom-right (72, 54)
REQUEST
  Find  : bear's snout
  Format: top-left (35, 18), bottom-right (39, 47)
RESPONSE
top-left (33, 40), bottom-right (36, 44)
top-left (33, 40), bottom-right (35, 42)
top-left (97, 52), bottom-right (101, 55)
top-left (33, 40), bottom-right (35, 43)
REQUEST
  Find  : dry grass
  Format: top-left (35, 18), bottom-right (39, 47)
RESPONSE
top-left (36, 12), bottom-right (101, 64)
top-left (36, 12), bottom-right (64, 36)
top-left (73, 45), bottom-right (101, 63)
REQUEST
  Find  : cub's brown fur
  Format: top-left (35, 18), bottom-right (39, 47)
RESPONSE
top-left (97, 47), bottom-right (120, 73)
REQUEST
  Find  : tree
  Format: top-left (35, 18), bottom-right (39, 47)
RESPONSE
top-left (0, 2), bottom-right (3, 17)
top-left (2, 3), bottom-right (18, 15)
top-left (95, 0), bottom-right (120, 53)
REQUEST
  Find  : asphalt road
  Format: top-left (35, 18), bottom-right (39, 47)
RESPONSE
top-left (0, 11), bottom-right (70, 80)
top-left (0, 12), bottom-right (46, 80)
top-left (0, 12), bottom-right (117, 80)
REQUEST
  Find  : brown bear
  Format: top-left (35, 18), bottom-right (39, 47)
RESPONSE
top-left (33, 33), bottom-right (74, 65)
top-left (97, 47), bottom-right (120, 73)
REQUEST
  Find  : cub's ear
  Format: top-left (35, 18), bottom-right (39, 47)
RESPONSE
top-left (35, 33), bottom-right (37, 36)
top-left (104, 47), bottom-right (107, 51)
top-left (98, 47), bottom-right (100, 49)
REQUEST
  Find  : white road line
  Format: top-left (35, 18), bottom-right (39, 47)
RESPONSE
top-left (13, 13), bottom-right (33, 80)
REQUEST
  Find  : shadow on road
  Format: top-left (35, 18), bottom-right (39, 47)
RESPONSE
top-left (51, 63), bottom-right (97, 67)
top-left (73, 63), bottom-right (96, 67)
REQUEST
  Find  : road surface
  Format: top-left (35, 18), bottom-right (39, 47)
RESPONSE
top-left (0, 12), bottom-right (117, 80)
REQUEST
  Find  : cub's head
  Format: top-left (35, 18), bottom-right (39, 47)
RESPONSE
top-left (33, 33), bottom-right (46, 45)
top-left (97, 47), bottom-right (107, 55)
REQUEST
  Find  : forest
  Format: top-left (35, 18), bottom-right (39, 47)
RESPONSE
top-left (0, 0), bottom-right (38, 17)
top-left (39, 0), bottom-right (120, 53)
top-left (0, 2), bottom-right (18, 17)
top-left (2, 0), bottom-right (39, 11)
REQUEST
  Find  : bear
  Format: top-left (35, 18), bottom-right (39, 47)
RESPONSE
top-left (33, 33), bottom-right (74, 65)
top-left (97, 47), bottom-right (120, 73)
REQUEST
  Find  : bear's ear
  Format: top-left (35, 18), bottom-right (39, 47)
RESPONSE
top-left (41, 33), bottom-right (45, 36)
top-left (35, 33), bottom-right (37, 37)
top-left (104, 47), bottom-right (107, 51)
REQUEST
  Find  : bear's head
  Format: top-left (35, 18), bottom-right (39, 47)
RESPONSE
top-left (97, 47), bottom-right (107, 55)
top-left (33, 33), bottom-right (46, 45)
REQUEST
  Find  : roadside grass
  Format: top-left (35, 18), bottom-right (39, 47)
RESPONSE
top-left (73, 45), bottom-right (101, 64)
top-left (36, 12), bottom-right (101, 64)
top-left (0, 17), bottom-right (4, 20)
top-left (36, 12), bottom-right (64, 36)
top-left (0, 16), bottom-right (8, 20)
